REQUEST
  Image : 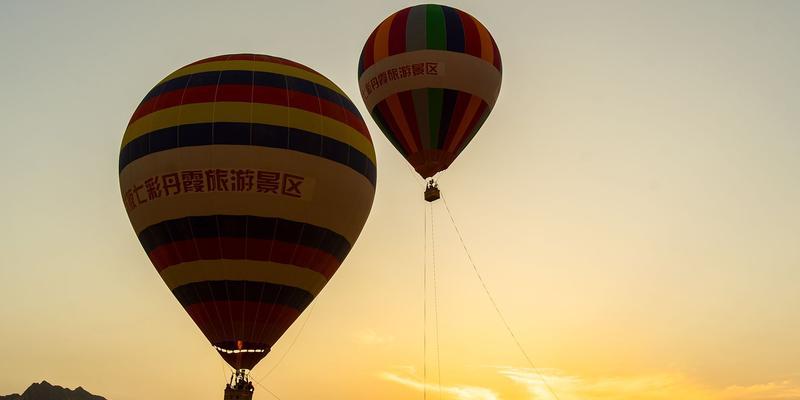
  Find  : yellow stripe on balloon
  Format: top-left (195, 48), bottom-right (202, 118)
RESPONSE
top-left (159, 260), bottom-right (329, 295)
top-left (373, 14), bottom-right (396, 61)
top-left (121, 102), bottom-right (376, 163)
top-left (159, 60), bottom-right (346, 98)
top-left (120, 146), bottom-right (375, 243)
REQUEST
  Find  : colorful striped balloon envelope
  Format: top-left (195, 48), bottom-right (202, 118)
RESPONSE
top-left (358, 4), bottom-right (502, 179)
top-left (119, 54), bottom-right (376, 370)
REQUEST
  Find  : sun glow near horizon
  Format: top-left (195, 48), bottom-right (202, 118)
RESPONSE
top-left (378, 366), bottom-right (800, 400)
top-left (1, 1), bottom-right (799, 399)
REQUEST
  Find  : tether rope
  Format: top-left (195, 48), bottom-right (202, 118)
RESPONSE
top-left (430, 203), bottom-right (443, 399)
top-left (253, 378), bottom-right (282, 400)
top-left (256, 302), bottom-right (317, 383)
top-left (423, 203), bottom-right (428, 400)
top-left (440, 193), bottom-right (562, 400)
top-left (219, 358), bottom-right (229, 384)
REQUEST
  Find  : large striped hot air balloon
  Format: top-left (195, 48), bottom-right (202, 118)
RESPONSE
top-left (119, 54), bottom-right (375, 394)
top-left (358, 4), bottom-right (502, 181)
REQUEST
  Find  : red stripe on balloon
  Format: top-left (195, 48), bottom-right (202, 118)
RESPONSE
top-left (374, 100), bottom-right (414, 155)
top-left (321, 94), bottom-right (370, 140)
top-left (458, 10), bottom-right (482, 59)
top-left (442, 91), bottom-right (471, 150)
top-left (397, 90), bottom-right (423, 151)
top-left (149, 238), bottom-right (341, 279)
top-left (361, 29), bottom-right (379, 73)
top-left (185, 301), bottom-right (301, 344)
top-left (491, 36), bottom-right (502, 71)
top-left (388, 7), bottom-right (411, 56)
top-left (129, 85), bottom-right (370, 140)
top-left (184, 298), bottom-right (225, 343)
top-left (450, 98), bottom-right (488, 154)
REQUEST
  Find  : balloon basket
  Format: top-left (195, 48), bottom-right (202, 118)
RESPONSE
top-left (424, 180), bottom-right (440, 202)
top-left (224, 370), bottom-right (254, 400)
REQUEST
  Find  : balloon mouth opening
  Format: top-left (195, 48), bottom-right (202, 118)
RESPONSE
top-left (409, 150), bottom-right (456, 179)
top-left (216, 343), bottom-right (270, 370)
top-left (213, 345), bottom-right (268, 354)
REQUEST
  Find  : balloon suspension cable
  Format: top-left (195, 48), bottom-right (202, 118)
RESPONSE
top-left (423, 204), bottom-right (428, 400)
top-left (423, 203), bottom-right (443, 400)
top-left (440, 193), bottom-right (562, 400)
top-left (255, 302), bottom-right (317, 384)
top-left (252, 379), bottom-right (282, 400)
top-left (430, 203), bottom-right (443, 399)
top-left (219, 357), bottom-right (230, 383)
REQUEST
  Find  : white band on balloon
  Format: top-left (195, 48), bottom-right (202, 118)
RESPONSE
top-left (358, 49), bottom-right (502, 111)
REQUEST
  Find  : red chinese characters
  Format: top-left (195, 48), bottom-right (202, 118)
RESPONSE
top-left (425, 62), bottom-right (438, 75)
top-left (181, 170), bottom-right (205, 192)
top-left (123, 184), bottom-right (146, 210)
top-left (230, 169), bottom-right (254, 192)
top-left (411, 63), bottom-right (425, 76)
top-left (256, 171), bottom-right (280, 194)
top-left (162, 173), bottom-right (181, 195)
top-left (144, 177), bottom-right (162, 200)
top-left (281, 174), bottom-right (305, 198)
top-left (122, 169), bottom-right (307, 211)
top-left (363, 62), bottom-right (440, 95)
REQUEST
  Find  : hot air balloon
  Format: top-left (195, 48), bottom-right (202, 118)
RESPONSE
top-left (119, 54), bottom-right (376, 398)
top-left (358, 4), bottom-right (502, 201)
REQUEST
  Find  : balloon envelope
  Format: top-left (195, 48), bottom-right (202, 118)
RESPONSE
top-left (119, 54), bottom-right (376, 370)
top-left (358, 4), bottom-right (502, 178)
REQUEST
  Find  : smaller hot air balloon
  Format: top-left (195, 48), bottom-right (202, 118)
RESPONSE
top-left (358, 4), bottom-right (502, 201)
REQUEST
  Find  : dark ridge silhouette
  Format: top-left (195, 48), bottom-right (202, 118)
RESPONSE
top-left (0, 381), bottom-right (106, 400)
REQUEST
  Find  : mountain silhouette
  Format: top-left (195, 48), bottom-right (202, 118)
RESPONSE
top-left (0, 381), bottom-right (106, 400)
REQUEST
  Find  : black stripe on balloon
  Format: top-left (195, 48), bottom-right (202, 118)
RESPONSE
top-left (141, 70), bottom-right (360, 117)
top-left (437, 89), bottom-right (460, 149)
top-left (118, 122), bottom-right (377, 186)
top-left (358, 51), bottom-right (365, 76)
top-left (443, 6), bottom-right (466, 52)
top-left (138, 215), bottom-right (352, 261)
top-left (172, 280), bottom-right (314, 310)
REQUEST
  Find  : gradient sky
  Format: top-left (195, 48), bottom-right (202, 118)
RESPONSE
top-left (1, 1), bottom-right (799, 399)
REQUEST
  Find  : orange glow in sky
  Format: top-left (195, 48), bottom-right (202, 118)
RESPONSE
top-left (0, 1), bottom-right (799, 399)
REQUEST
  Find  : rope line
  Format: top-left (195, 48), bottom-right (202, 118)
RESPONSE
top-left (423, 202), bottom-right (428, 400)
top-left (218, 357), bottom-right (228, 383)
top-left (253, 378), bottom-right (282, 400)
top-left (430, 203), bottom-right (443, 399)
top-left (440, 194), bottom-right (562, 400)
top-left (256, 302), bottom-right (317, 383)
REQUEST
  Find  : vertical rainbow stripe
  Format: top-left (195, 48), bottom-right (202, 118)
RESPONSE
top-left (358, 5), bottom-right (501, 178)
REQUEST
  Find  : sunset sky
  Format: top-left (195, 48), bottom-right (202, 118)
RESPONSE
top-left (1, 1), bottom-right (799, 399)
